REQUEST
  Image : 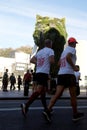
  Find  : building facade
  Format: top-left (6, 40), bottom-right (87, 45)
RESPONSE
top-left (0, 51), bottom-right (34, 78)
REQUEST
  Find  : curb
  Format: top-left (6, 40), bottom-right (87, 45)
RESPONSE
top-left (0, 96), bottom-right (87, 100)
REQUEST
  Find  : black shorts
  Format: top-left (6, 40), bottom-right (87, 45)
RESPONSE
top-left (57, 74), bottom-right (76, 88)
top-left (36, 73), bottom-right (49, 87)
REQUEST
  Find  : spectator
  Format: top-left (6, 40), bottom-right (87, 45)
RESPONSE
top-left (17, 75), bottom-right (22, 91)
top-left (2, 69), bottom-right (9, 91)
top-left (9, 73), bottom-right (16, 90)
top-left (23, 70), bottom-right (31, 96)
top-left (31, 69), bottom-right (37, 92)
top-left (74, 65), bottom-right (81, 96)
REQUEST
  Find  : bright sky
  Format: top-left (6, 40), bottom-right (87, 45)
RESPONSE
top-left (0, 0), bottom-right (87, 48)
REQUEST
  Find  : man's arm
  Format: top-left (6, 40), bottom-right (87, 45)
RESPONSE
top-left (57, 60), bottom-right (61, 67)
top-left (66, 53), bottom-right (79, 71)
top-left (49, 55), bottom-right (55, 64)
top-left (30, 56), bottom-right (37, 64)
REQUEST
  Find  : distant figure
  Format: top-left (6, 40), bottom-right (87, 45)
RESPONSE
top-left (2, 69), bottom-right (9, 91)
top-left (31, 69), bottom-right (37, 92)
top-left (74, 65), bottom-right (81, 96)
top-left (23, 70), bottom-right (31, 96)
top-left (17, 75), bottom-right (22, 91)
top-left (9, 73), bottom-right (16, 90)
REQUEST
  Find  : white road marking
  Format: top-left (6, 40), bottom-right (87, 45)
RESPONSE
top-left (0, 106), bottom-right (87, 111)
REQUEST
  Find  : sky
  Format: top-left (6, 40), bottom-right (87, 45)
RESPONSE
top-left (0, 0), bottom-right (87, 49)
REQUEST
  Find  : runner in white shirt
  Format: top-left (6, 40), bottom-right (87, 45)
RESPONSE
top-left (44, 37), bottom-right (84, 122)
top-left (74, 65), bottom-right (81, 96)
top-left (21, 39), bottom-right (54, 118)
top-left (58, 46), bottom-right (76, 75)
top-left (36, 47), bottom-right (54, 74)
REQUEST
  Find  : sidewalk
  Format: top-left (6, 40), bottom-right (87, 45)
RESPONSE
top-left (0, 88), bottom-right (87, 100)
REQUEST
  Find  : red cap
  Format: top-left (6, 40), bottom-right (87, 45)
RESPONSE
top-left (68, 37), bottom-right (78, 44)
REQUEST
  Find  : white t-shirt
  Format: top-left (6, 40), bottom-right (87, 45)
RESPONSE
top-left (74, 71), bottom-right (80, 83)
top-left (58, 46), bottom-right (77, 75)
top-left (35, 47), bottom-right (54, 74)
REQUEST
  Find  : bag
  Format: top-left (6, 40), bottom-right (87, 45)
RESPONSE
top-left (75, 83), bottom-right (80, 96)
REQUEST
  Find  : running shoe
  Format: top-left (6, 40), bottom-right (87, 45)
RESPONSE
top-left (43, 110), bottom-right (51, 123)
top-left (50, 109), bottom-right (54, 114)
top-left (43, 109), bottom-right (54, 115)
top-left (21, 103), bottom-right (28, 117)
top-left (72, 112), bottom-right (84, 121)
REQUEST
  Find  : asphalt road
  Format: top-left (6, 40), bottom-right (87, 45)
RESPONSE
top-left (0, 99), bottom-right (87, 130)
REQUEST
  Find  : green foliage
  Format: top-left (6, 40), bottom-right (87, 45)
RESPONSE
top-left (33, 15), bottom-right (67, 77)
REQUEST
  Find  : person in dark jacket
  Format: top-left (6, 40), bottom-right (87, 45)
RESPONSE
top-left (2, 69), bottom-right (9, 91)
top-left (17, 75), bottom-right (22, 91)
top-left (9, 73), bottom-right (16, 90)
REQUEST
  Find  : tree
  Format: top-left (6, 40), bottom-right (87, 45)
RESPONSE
top-left (33, 15), bottom-right (67, 77)
top-left (0, 46), bottom-right (32, 57)
top-left (0, 48), bottom-right (13, 57)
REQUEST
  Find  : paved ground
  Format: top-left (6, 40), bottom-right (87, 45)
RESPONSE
top-left (0, 86), bottom-right (87, 99)
top-left (0, 99), bottom-right (87, 130)
top-left (0, 86), bottom-right (86, 130)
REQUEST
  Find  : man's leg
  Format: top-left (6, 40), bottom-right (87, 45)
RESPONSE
top-left (10, 84), bottom-right (12, 90)
top-left (43, 85), bottom-right (64, 122)
top-left (41, 88), bottom-right (47, 110)
top-left (69, 86), bottom-right (84, 121)
top-left (48, 85), bottom-right (64, 110)
top-left (21, 85), bottom-right (43, 116)
top-left (69, 86), bottom-right (77, 114)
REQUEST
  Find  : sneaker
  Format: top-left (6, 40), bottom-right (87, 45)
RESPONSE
top-left (21, 103), bottom-right (28, 117)
top-left (43, 110), bottom-right (51, 123)
top-left (72, 112), bottom-right (84, 121)
top-left (50, 109), bottom-right (54, 114)
top-left (43, 109), bottom-right (54, 115)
